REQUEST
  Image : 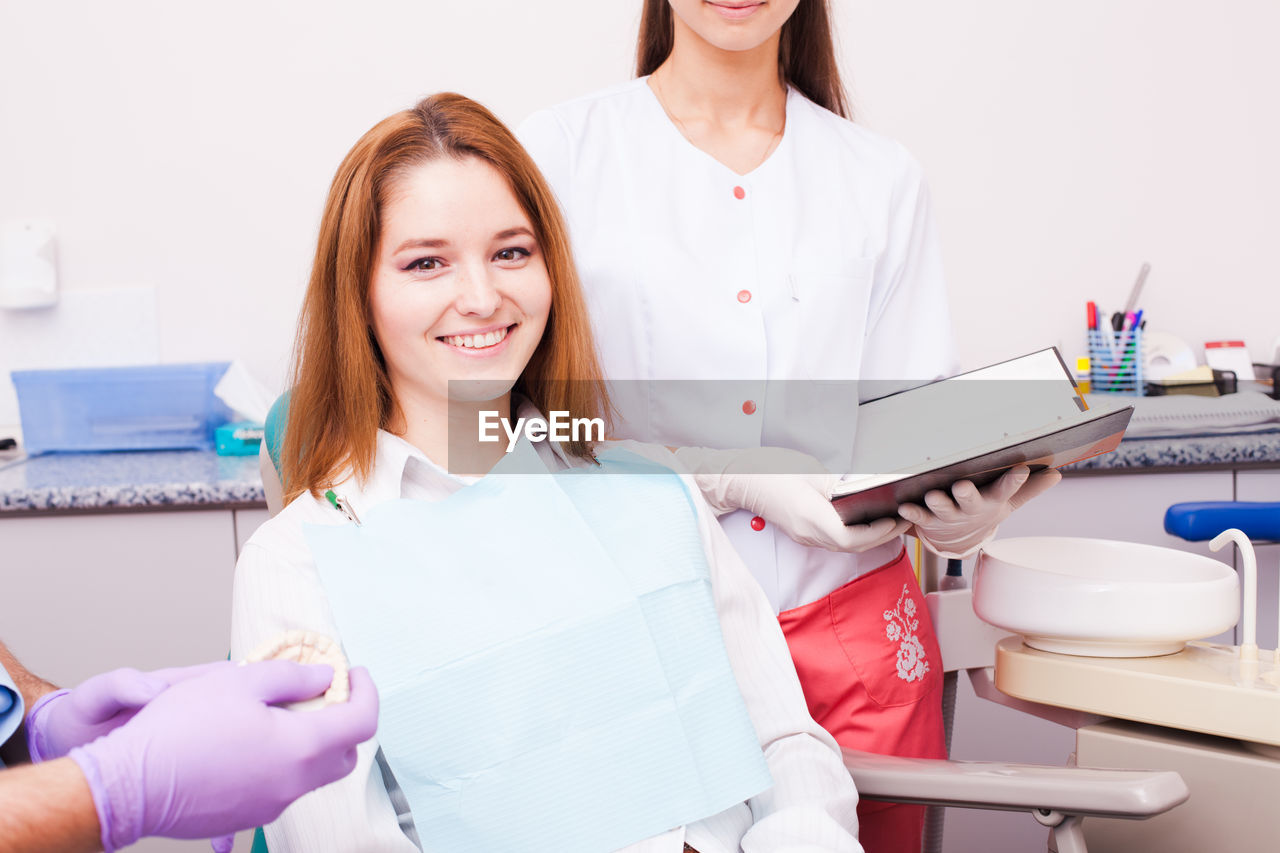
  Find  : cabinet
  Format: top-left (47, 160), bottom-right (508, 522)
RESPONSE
top-left (1, 507), bottom-right (260, 852)
top-left (1, 510), bottom-right (245, 686)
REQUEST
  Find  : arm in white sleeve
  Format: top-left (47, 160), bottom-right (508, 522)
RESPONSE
top-left (516, 108), bottom-right (574, 206)
top-left (859, 153), bottom-right (958, 388)
top-left (231, 533), bottom-right (418, 853)
top-left (605, 440), bottom-right (862, 850)
top-left (695, 498), bottom-right (864, 852)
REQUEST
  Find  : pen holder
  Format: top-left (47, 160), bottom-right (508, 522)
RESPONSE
top-left (1088, 328), bottom-right (1144, 395)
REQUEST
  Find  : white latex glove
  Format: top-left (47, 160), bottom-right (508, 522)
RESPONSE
top-left (897, 465), bottom-right (1063, 558)
top-left (673, 446), bottom-right (911, 553)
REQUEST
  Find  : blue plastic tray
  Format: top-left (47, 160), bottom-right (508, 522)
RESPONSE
top-left (12, 363), bottom-right (233, 454)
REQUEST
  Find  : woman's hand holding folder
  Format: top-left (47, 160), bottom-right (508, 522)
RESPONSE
top-left (897, 466), bottom-right (1062, 558)
top-left (673, 446), bottom-right (910, 553)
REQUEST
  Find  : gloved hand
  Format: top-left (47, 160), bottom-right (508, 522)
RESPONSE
top-left (674, 446), bottom-right (911, 553)
top-left (68, 659), bottom-right (379, 853)
top-left (25, 662), bottom-right (228, 762)
top-left (897, 465), bottom-right (1062, 558)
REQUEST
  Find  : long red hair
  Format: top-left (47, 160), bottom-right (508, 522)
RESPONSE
top-left (635, 0), bottom-right (851, 119)
top-left (282, 93), bottom-right (610, 500)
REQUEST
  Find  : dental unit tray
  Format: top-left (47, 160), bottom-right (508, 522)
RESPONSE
top-left (993, 529), bottom-right (1280, 751)
top-left (995, 636), bottom-right (1280, 749)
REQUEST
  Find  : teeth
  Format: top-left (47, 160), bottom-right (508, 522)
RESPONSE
top-left (445, 327), bottom-right (508, 349)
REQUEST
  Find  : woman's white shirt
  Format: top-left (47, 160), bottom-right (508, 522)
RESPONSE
top-left (230, 419), bottom-right (863, 853)
top-left (517, 79), bottom-right (959, 613)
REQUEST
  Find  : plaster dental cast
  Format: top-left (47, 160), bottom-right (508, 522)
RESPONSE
top-left (517, 1), bottom-right (1060, 847)
top-left (231, 93), bottom-right (864, 853)
top-left (0, 640), bottom-right (377, 853)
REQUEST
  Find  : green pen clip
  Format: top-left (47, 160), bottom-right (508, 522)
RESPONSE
top-left (324, 489), bottom-right (362, 526)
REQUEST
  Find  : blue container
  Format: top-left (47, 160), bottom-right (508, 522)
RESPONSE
top-left (1087, 328), bottom-right (1144, 396)
top-left (12, 363), bottom-right (233, 454)
top-left (215, 421), bottom-right (264, 456)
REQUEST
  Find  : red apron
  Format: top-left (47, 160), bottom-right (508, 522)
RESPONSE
top-left (777, 547), bottom-right (946, 853)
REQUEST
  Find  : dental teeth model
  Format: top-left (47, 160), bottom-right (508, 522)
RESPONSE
top-left (244, 629), bottom-right (351, 709)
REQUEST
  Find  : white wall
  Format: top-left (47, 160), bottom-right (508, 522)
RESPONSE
top-left (841, 0), bottom-right (1280, 371)
top-left (2, 0), bottom-right (1278, 414)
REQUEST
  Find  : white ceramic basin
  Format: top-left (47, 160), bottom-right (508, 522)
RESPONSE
top-left (974, 537), bottom-right (1239, 657)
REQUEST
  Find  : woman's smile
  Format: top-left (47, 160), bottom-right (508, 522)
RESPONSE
top-left (438, 323), bottom-right (515, 354)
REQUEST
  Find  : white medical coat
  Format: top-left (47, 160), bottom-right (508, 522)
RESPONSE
top-left (518, 79), bottom-right (958, 613)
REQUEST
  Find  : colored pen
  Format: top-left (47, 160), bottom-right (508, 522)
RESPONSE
top-left (1087, 301), bottom-right (1098, 330)
top-left (1097, 305), bottom-right (1118, 360)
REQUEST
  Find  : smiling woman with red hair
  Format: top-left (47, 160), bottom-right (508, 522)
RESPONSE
top-left (231, 93), bottom-right (864, 853)
top-left (279, 93), bottom-right (607, 502)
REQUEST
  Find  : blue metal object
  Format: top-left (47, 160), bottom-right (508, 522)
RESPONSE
top-left (1164, 502), bottom-right (1280, 542)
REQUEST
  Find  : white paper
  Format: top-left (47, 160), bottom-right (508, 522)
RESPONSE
top-left (213, 359), bottom-right (275, 423)
top-left (1204, 341), bottom-right (1255, 380)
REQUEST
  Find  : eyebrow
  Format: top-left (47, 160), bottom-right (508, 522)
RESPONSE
top-left (495, 227), bottom-right (535, 240)
top-left (392, 227), bottom-right (535, 254)
top-left (393, 238), bottom-right (449, 252)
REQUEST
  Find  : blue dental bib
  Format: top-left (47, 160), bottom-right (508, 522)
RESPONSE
top-left (304, 445), bottom-right (771, 853)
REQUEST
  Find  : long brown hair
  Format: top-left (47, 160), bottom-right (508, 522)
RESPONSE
top-left (635, 0), bottom-right (850, 119)
top-left (282, 93), bottom-right (611, 501)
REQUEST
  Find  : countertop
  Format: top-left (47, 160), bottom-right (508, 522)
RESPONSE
top-left (1065, 429), bottom-right (1280, 473)
top-left (2, 429), bottom-right (1279, 514)
top-left (0, 449), bottom-right (265, 513)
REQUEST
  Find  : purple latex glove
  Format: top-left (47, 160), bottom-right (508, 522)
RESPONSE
top-left (68, 660), bottom-right (378, 853)
top-left (26, 662), bottom-right (228, 762)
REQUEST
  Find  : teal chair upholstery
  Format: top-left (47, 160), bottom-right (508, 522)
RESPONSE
top-left (264, 392), bottom-right (291, 479)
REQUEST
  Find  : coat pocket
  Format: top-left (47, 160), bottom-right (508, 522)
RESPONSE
top-left (829, 553), bottom-right (942, 709)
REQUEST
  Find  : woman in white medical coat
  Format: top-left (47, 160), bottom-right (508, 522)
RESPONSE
top-left (517, 1), bottom-right (1059, 848)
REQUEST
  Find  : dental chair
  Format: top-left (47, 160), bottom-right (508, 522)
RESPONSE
top-left (255, 398), bottom-right (1188, 852)
top-left (1164, 501), bottom-right (1280, 544)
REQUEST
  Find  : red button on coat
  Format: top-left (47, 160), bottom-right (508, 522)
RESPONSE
top-left (750, 515), bottom-right (766, 531)
top-left (737, 290), bottom-right (752, 303)
top-left (742, 400), bottom-right (757, 415)
top-left (733, 186), bottom-right (746, 200)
